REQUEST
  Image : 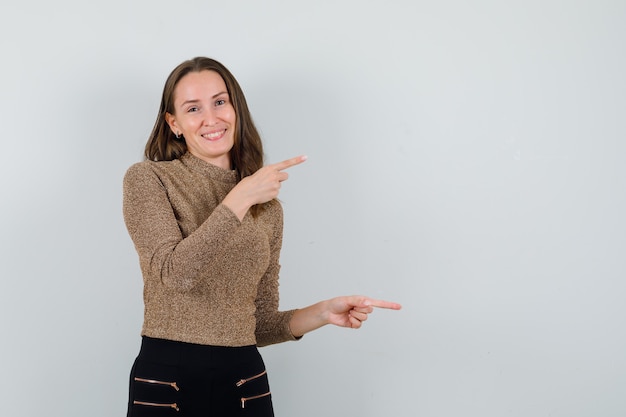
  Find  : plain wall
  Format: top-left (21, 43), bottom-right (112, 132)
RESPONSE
top-left (1, 1), bottom-right (625, 416)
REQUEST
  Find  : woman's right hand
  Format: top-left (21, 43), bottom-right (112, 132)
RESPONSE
top-left (222, 155), bottom-right (307, 221)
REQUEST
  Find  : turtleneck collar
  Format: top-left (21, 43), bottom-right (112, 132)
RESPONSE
top-left (179, 152), bottom-right (238, 184)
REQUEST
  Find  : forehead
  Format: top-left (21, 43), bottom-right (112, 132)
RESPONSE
top-left (173, 70), bottom-right (228, 103)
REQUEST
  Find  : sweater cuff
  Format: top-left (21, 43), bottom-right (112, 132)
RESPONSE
top-left (256, 309), bottom-right (303, 347)
top-left (216, 203), bottom-right (242, 225)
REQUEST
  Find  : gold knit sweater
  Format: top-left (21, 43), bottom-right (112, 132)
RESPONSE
top-left (123, 152), bottom-right (298, 347)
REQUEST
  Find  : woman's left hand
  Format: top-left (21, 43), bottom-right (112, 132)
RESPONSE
top-left (289, 295), bottom-right (402, 337)
top-left (325, 295), bottom-right (402, 329)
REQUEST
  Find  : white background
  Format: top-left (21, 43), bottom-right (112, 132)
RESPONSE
top-left (1, 1), bottom-right (625, 416)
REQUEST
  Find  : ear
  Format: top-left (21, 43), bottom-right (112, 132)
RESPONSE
top-left (165, 112), bottom-right (179, 136)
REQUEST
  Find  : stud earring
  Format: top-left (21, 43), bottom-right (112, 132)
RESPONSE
top-left (175, 132), bottom-right (181, 139)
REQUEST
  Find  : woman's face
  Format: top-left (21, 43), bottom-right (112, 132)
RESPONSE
top-left (166, 70), bottom-right (236, 169)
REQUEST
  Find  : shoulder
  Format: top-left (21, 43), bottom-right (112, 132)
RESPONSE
top-left (264, 199), bottom-right (284, 218)
top-left (257, 199), bottom-right (284, 241)
top-left (259, 199), bottom-right (284, 230)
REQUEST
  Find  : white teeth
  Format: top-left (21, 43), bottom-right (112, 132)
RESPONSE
top-left (203, 130), bottom-right (224, 139)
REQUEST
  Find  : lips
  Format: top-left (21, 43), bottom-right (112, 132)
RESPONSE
top-left (201, 130), bottom-right (226, 141)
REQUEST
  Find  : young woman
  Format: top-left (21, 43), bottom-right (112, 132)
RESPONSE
top-left (123, 57), bottom-right (401, 416)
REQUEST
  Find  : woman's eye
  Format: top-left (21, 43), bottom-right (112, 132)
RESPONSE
top-left (186, 106), bottom-right (199, 113)
top-left (215, 99), bottom-right (226, 106)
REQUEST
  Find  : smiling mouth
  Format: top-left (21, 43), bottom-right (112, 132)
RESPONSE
top-left (202, 130), bottom-right (226, 140)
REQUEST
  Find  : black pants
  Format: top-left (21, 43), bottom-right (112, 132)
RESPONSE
top-left (126, 337), bottom-right (275, 417)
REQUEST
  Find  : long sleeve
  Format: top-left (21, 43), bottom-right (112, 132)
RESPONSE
top-left (253, 202), bottom-right (300, 346)
top-left (123, 162), bottom-right (241, 292)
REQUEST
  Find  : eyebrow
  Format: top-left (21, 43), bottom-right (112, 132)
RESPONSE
top-left (180, 91), bottom-right (228, 107)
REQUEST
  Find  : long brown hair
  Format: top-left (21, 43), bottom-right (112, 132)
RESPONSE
top-left (145, 57), bottom-right (265, 183)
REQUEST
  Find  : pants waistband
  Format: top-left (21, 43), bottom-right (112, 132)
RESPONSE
top-left (138, 336), bottom-right (259, 367)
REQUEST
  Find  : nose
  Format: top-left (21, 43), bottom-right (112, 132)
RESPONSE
top-left (203, 108), bottom-right (218, 127)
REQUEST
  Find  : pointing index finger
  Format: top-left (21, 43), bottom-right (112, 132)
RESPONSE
top-left (364, 298), bottom-right (403, 310)
top-left (272, 155), bottom-right (308, 171)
